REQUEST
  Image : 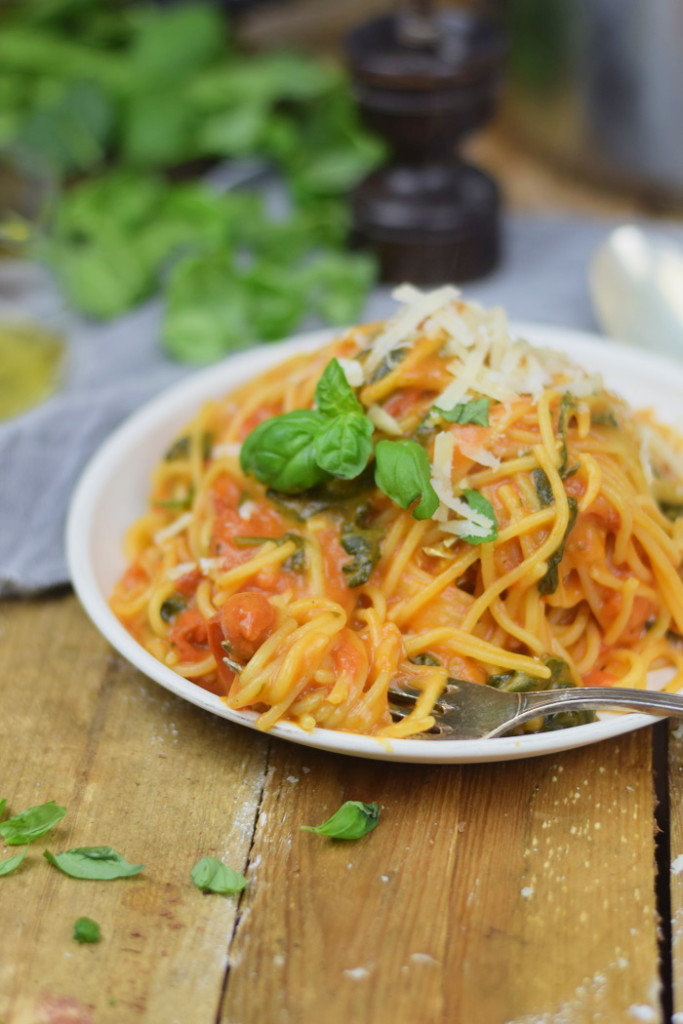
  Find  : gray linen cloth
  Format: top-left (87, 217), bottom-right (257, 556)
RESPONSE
top-left (1, 212), bottom-right (679, 596)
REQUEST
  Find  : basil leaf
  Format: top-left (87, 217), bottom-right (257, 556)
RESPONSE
top-left (44, 846), bottom-right (144, 880)
top-left (315, 358), bottom-right (363, 417)
top-left (191, 856), bottom-right (247, 895)
top-left (0, 799), bottom-right (6, 820)
top-left (435, 397), bottom-right (490, 426)
top-left (374, 440), bottom-right (439, 520)
top-left (0, 801), bottom-right (67, 845)
top-left (459, 489), bottom-right (498, 545)
top-left (73, 917), bottom-right (101, 944)
top-left (314, 412), bottom-right (373, 479)
top-left (302, 801), bottom-right (379, 840)
top-left (240, 410), bottom-right (330, 493)
top-left (538, 496), bottom-right (578, 596)
top-left (0, 849), bottom-right (26, 877)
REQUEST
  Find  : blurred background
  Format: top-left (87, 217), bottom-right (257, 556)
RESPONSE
top-left (2, 0), bottom-right (683, 593)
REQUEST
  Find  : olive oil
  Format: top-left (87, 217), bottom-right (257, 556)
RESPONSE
top-left (0, 321), bottom-right (64, 420)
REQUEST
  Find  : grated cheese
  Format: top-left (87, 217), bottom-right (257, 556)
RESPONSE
top-left (453, 437), bottom-right (500, 470)
top-left (337, 357), bottom-right (364, 388)
top-left (154, 512), bottom-right (192, 545)
top-left (363, 284), bottom-right (461, 377)
top-left (167, 560), bottom-right (198, 580)
top-left (367, 404), bottom-right (403, 436)
top-left (238, 499), bottom-right (258, 520)
top-left (212, 442), bottom-right (241, 459)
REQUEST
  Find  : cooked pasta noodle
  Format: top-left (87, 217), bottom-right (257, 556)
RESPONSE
top-left (111, 286), bottom-right (683, 738)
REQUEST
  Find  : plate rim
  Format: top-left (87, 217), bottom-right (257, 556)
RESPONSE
top-left (66, 320), bottom-right (683, 764)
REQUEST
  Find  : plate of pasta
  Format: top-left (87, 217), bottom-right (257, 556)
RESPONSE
top-left (67, 285), bottom-right (683, 763)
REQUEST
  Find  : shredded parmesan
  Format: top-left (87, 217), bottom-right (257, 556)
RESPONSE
top-left (154, 512), bottom-right (192, 544)
top-left (453, 437), bottom-right (500, 470)
top-left (367, 404), bottom-right (403, 436)
top-left (212, 442), bottom-right (241, 459)
top-left (337, 357), bottom-right (364, 388)
top-left (364, 284), bottom-right (461, 377)
top-left (167, 560), bottom-right (198, 580)
top-left (238, 500), bottom-right (258, 520)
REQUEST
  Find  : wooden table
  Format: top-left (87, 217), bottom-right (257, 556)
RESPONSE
top-left (3, 130), bottom-right (683, 1024)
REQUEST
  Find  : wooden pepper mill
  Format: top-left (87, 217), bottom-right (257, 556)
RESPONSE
top-left (346, 3), bottom-right (506, 285)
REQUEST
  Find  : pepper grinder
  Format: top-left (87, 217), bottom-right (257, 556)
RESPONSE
top-left (346, 3), bottom-right (506, 285)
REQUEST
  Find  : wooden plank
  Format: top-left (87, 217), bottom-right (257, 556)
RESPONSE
top-left (223, 730), bottom-right (661, 1024)
top-left (0, 595), bottom-right (268, 1024)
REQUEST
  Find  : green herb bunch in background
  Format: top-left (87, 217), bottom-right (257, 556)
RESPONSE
top-left (0, 0), bottom-right (383, 361)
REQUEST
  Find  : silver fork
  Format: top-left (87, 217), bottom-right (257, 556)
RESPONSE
top-left (388, 678), bottom-right (683, 740)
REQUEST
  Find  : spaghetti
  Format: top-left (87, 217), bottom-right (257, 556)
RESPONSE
top-left (111, 285), bottom-right (683, 738)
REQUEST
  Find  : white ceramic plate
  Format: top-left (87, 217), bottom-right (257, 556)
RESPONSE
top-left (66, 323), bottom-right (683, 763)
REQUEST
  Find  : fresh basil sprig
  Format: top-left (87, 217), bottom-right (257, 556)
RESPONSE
top-left (0, 849), bottom-right (26, 877)
top-left (73, 917), bottom-right (101, 943)
top-left (0, 801), bottom-right (67, 845)
top-left (190, 856), bottom-right (247, 895)
top-left (314, 357), bottom-right (363, 417)
top-left (435, 397), bottom-right (490, 426)
top-left (302, 800), bottom-right (380, 840)
top-left (374, 440), bottom-right (439, 520)
top-left (240, 359), bottom-right (372, 492)
top-left (44, 846), bottom-right (144, 880)
top-left (314, 413), bottom-right (374, 479)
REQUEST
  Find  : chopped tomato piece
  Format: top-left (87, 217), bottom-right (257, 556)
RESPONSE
top-left (218, 592), bottom-right (277, 662)
top-left (167, 608), bottom-right (209, 662)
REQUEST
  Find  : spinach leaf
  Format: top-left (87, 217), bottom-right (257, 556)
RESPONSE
top-left (487, 657), bottom-right (596, 731)
top-left (301, 801), bottom-right (379, 840)
top-left (533, 468), bottom-right (554, 508)
top-left (340, 523), bottom-right (381, 587)
top-left (0, 800), bottom-right (66, 845)
top-left (44, 846), bottom-right (144, 880)
top-left (160, 595), bottom-right (187, 623)
top-left (190, 856), bottom-right (246, 895)
top-left (374, 440), bottom-right (439, 520)
top-left (435, 397), bottom-right (490, 426)
top-left (557, 392), bottom-right (576, 478)
top-left (538, 496), bottom-right (578, 596)
top-left (408, 653), bottom-right (441, 666)
top-left (240, 410), bottom-right (330, 493)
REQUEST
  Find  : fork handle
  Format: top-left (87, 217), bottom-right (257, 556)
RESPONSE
top-left (512, 685), bottom-right (683, 731)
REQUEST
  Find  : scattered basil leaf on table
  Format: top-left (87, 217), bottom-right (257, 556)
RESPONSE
top-left (73, 917), bottom-right (101, 944)
top-left (44, 846), bottom-right (144, 880)
top-left (191, 856), bottom-right (247, 895)
top-left (0, 850), bottom-right (26, 877)
top-left (435, 397), bottom-right (490, 426)
top-left (0, 799), bottom-right (6, 820)
top-left (0, 800), bottom-right (67, 845)
top-left (374, 440), bottom-right (439, 520)
top-left (301, 801), bottom-right (380, 840)
top-left (458, 489), bottom-right (498, 546)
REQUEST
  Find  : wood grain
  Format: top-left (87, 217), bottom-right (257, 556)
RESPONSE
top-left (0, 595), bottom-right (664, 1024)
top-left (223, 731), bottom-right (661, 1024)
top-left (0, 595), bottom-right (268, 1024)
top-left (668, 722), bottom-right (683, 1023)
